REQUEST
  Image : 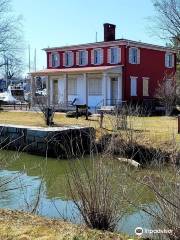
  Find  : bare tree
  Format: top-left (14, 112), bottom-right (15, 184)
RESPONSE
top-left (151, 0), bottom-right (180, 43)
top-left (155, 74), bottom-right (177, 115)
top-left (0, 0), bottom-right (24, 78)
top-left (3, 53), bottom-right (24, 80)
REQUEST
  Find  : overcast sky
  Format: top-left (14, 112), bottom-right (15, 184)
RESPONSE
top-left (12, 0), bottom-right (164, 74)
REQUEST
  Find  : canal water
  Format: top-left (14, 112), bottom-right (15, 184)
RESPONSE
top-left (0, 150), bottom-right (153, 236)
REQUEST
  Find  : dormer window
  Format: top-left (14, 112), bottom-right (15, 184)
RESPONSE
top-left (64, 51), bottom-right (74, 67)
top-left (77, 50), bottom-right (88, 66)
top-left (165, 53), bottom-right (174, 68)
top-left (108, 47), bottom-right (121, 64)
top-left (51, 52), bottom-right (60, 67)
top-left (129, 47), bottom-right (140, 64)
top-left (91, 48), bottom-right (103, 65)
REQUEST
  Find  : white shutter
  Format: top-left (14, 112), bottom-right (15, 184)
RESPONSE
top-left (49, 53), bottom-right (52, 67)
top-left (91, 49), bottom-right (94, 64)
top-left (63, 53), bottom-right (66, 66)
top-left (137, 49), bottom-right (140, 64)
top-left (76, 52), bottom-right (79, 66)
top-left (85, 50), bottom-right (88, 65)
top-left (70, 52), bottom-right (74, 66)
top-left (57, 53), bottom-right (60, 67)
top-left (165, 53), bottom-right (169, 67)
top-left (129, 48), bottom-right (132, 64)
top-left (100, 49), bottom-right (103, 64)
top-left (117, 47), bottom-right (121, 63)
top-left (108, 48), bottom-right (111, 63)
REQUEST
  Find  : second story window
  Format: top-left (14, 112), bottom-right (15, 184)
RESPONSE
top-left (77, 50), bottom-right (88, 66)
top-left (51, 52), bottom-right (60, 67)
top-left (108, 47), bottom-right (121, 64)
top-left (64, 51), bottom-right (74, 67)
top-left (129, 47), bottom-right (140, 64)
top-left (165, 53), bottom-right (174, 68)
top-left (91, 48), bottom-right (103, 65)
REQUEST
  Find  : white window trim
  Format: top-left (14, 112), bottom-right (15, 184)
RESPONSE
top-left (78, 50), bottom-right (88, 66)
top-left (109, 47), bottom-right (121, 64)
top-left (142, 77), bottom-right (149, 97)
top-left (129, 47), bottom-right (140, 64)
top-left (92, 48), bottom-right (103, 65)
top-left (165, 52), bottom-right (174, 68)
top-left (51, 52), bottom-right (60, 68)
top-left (130, 76), bottom-right (138, 96)
top-left (64, 51), bottom-right (74, 67)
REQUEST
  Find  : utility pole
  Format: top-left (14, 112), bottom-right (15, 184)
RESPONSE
top-left (28, 44), bottom-right (31, 73)
top-left (34, 48), bottom-right (37, 72)
top-left (4, 55), bottom-right (8, 89)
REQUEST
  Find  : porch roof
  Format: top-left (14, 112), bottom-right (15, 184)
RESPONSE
top-left (30, 65), bottom-right (123, 76)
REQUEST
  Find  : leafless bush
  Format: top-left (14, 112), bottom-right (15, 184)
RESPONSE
top-left (35, 97), bottom-right (55, 126)
top-left (120, 137), bottom-right (180, 240)
top-left (155, 74), bottom-right (177, 116)
top-left (66, 156), bottom-right (127, 231)
top-left (113, 103), bottom-right (146, 132)
top-left (140, 165), bottom-right (180, 240)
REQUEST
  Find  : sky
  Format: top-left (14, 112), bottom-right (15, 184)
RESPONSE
top-left (12, 0), bottom-right (164, 73)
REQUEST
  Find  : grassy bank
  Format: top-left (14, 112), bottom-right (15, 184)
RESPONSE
top-left (0, 111), bottom-right (179, 146)
top-left (0, 209), bottom-right (129, 240)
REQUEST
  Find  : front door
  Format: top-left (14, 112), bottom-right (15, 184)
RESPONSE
top-left (53, 80), bottom-right (59, 104)
top-left (111, 78), bottom-right (118, 105)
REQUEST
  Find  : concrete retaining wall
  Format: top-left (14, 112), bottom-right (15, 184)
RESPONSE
top-left (0, 124), bottom-right (95, 158)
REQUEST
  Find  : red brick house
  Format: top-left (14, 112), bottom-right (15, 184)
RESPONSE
top-left (31, 23), bottom-right (176, 109)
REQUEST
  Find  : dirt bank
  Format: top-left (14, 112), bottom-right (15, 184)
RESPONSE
top-left (0, 209), bottom-right (129, 240)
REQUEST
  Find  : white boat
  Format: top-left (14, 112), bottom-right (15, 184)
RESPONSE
top-left (0, 86), bottom-right (20, 103)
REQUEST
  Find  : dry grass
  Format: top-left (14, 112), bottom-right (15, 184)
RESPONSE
top-left (0, 111), bottom-right (179, 145)
top-left (0, 209), bottom-right (129, 240)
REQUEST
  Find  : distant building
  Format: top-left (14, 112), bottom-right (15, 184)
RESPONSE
top-left (31, 23), bottom-right (176, 108)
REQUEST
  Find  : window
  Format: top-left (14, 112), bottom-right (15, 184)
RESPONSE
top-left (88, 79), bottom-right (102, 95)
top-left (78, 50), bottom-right (88, 66)
top-left (64, 51), bottom-right (74, 67)
top-left (165, 53), bottom-right (174, 68)
top-left (51, 52), bottom-right (60, 67)
top-left (143, 77), bottom-right (149, 96)
top-left (130, 77), bottom-right (137, 96)
top-left (68, 79), bottom-right (77, 95)
top-left (109, 47), bottom-right (120, 64)
top-left (92, 49), bottom-right (103, 65)
top-left (129, 47), bottom-right (140, 64)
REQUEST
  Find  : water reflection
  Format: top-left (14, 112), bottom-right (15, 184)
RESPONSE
top-left (0, 151), bottom-right (153, 235)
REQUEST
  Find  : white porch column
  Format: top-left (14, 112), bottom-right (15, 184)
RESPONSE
top-left (102, 73), bottom-right (108, 106)
top-left (117, 74), bottom-right (122, 101)
top-left (83, 73), bottom-right (88, 105)
top-left (46, 75), bottom-right (50, 107)
top-left (64, 74), bottom-right (68, 105)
